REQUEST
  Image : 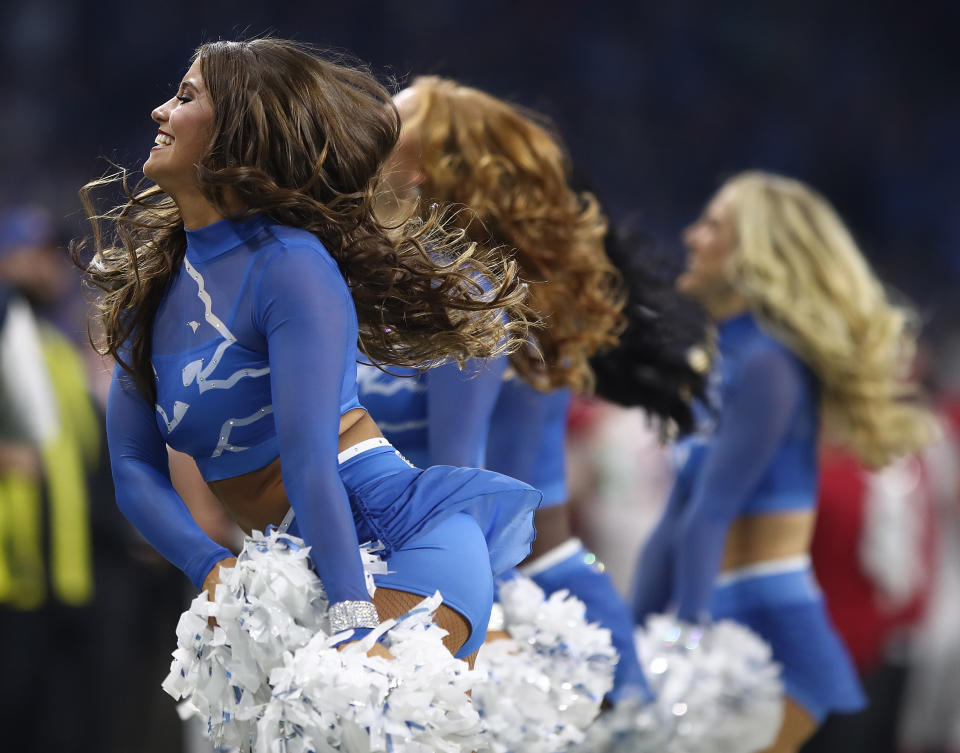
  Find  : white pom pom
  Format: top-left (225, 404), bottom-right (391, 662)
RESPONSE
top-left (163, 530), bottom-right (483, 752)
top-left (569, 698), bottom-right (672, 753)
top-left (472, 575), bottom-right (617, 752)
top-left (636, 615), bottom-right (784, 753)
top-left (259, 593), bottom-right (485, 753)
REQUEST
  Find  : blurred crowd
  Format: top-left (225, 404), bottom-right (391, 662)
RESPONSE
top-left (0, 206), bottom-right (201, 751)
top-left (2, 2), bottom-right (959, 304)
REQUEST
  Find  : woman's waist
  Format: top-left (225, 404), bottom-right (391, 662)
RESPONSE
top-left (741, 488), bottom-right (815, 515)
top-left (712, 554), bottom-right (821, 610)
top-left (370, 422), bottom-right (428, 467)
top-left (207, 411), bottom-right (386, 532)
top-left (338, 438), bottom-right (416, 491)
top-left (721, 510), bottom-right (815, 573)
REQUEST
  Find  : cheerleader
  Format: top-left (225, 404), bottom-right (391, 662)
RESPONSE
top-left (359, 76), bottom-right (692, 705)
top-left (632, 171), bottom-right (935, 752)
top-left (77, 37), bottom-right (543, 689)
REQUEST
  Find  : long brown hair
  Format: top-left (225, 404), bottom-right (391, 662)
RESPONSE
top-left (395, 76), bottom-right (624, 393)
top-left (76, 39), bottom-right (530, 402)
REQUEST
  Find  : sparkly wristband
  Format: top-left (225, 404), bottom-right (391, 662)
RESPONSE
top-left (329, 600), bottom-right (380, 633)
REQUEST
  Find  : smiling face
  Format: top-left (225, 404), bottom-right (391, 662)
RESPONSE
top-left (677, 185), bottom-right (739, 306)
top-left (143, 58), bottom-right (215, 200)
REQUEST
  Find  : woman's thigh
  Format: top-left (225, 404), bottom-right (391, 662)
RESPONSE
top-left (373, 587), bottom-right (471, 657)
top-left (761, 698), bottom-right (817, 753)
top-left (373, 512), bottom-right (493, 659)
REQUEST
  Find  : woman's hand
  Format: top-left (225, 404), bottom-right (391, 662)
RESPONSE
top-left (201, 556), bottom-right (237, 626)
top-left (202, 556), bottom-right (237, 598)
top-left (337, 639), bottom-right (394, 660)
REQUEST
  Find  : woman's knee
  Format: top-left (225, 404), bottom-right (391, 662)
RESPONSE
top-left (372, 586), bottom-right (472, 656)
top-left (760, 698), bottom-right (817, 753)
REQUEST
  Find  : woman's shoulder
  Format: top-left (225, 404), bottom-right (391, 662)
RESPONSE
top-left (247, 224), bottom-right (352, 318)
top-left (261, 224), bottom-right (336, 262)
top-left (737, 330), bottom-right (816, 398)
top-left (736, 326), bottom-right (803, 372)
top-left (254, 224), bottom-right (345, 283)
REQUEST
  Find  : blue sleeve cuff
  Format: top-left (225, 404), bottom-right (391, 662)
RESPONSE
top-left (188, 546), bottom-right (236, 589)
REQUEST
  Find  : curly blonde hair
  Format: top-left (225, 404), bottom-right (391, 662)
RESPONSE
top-left (724, 170), bottom-right (936, 467)
top-left (394, 76), bottom-right (625, 393)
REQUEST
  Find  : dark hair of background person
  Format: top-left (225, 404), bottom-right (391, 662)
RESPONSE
top-left (589, 221), bottom-right (711, 436)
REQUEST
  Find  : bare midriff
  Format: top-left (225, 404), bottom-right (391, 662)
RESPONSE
top-left (206, 408), bottom-right (380, 535)
top-left (720, 510), bottom-right (816, 573)
top-left (202, 409), bottom-right (470, 646)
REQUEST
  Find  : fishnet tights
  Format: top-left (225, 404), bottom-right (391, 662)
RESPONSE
top-left (373, 587), bottom-right (472, 660)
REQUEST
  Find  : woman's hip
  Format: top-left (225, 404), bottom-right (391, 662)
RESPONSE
top-left (338, 439), bottom-right (541, 575)
top-left (710, 556), bottom-right (866, 721)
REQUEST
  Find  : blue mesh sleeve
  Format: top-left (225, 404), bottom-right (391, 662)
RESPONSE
top-left (672, 345), bottom-right (804, 621)
top-left (631, 439), bottom-right (706, 621)
top-left (255, 245), bottom-right (371, 606)
top-left (426, 357), bottom-right (508, 468)
top-left (484, 381), bottom-right (559, 490)
top-left (106, 366), bottom-right (234, 588)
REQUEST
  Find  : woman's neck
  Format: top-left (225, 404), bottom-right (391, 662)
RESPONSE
top-left (179, 202), bottom-right (224, 230)
top-left (703, 291), bottom-right (749, 323)
top-left (174, 187), bottom-right (244, 230)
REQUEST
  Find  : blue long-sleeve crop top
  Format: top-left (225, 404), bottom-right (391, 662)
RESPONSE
top-left (106, 215), bottom-right (370, 607)
top-left (358, 361), bottom-right (570, 504)
top-left (632, 312), bottom-right (819, 622)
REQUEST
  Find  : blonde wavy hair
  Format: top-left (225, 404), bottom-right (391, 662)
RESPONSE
top-left (723, 170), bottom-right (935, 468)
top-left (393, 76), bottom-right (625, 393)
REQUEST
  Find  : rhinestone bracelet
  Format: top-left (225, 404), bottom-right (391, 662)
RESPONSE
top-left (329, 600), bottom-right (380, 633)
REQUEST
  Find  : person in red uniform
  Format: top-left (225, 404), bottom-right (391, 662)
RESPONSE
top-left (802, 442), bottom-right (938, 753)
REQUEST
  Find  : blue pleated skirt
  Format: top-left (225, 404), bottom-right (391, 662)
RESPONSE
top-left (710, 563), bottom-right (867, 722)
top-left (339, 443), bottom-right (541, 576)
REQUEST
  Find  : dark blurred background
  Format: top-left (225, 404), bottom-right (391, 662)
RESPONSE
top-left (1, 2), bottom-right (959, 752)
top-left (2, 0), bottom-right (958, 306)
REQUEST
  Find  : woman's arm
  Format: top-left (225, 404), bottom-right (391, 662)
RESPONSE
top-left (631, 440), bottom-right (705, 621)
top-left (427, 357), bottom-right (508, 467)
top-left (255, 244), bottom-right (372, 611)
top-left (672, 345), bottom-right (805, 622)
top-left (107, 366), bottom-right (234, 587)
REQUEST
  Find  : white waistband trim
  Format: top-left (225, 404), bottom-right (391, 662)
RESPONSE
top-left (715, 554), bottom-right (811, 587)
top-left (519, 538), bottom-right (584, 577)
top-left (278, 506), bottom-right (296, 534)
top-left (337, 437), bottom-right (392, 465)
top-left (278, 438), bottom-right (394, 534)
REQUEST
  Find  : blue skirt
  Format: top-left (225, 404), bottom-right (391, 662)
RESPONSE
top-left (289, 442), bottom-right (540, 657)
top-left (339, 443), bottom-right (541, 577)
top-left (709, 563), bottom-right (867, 722)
